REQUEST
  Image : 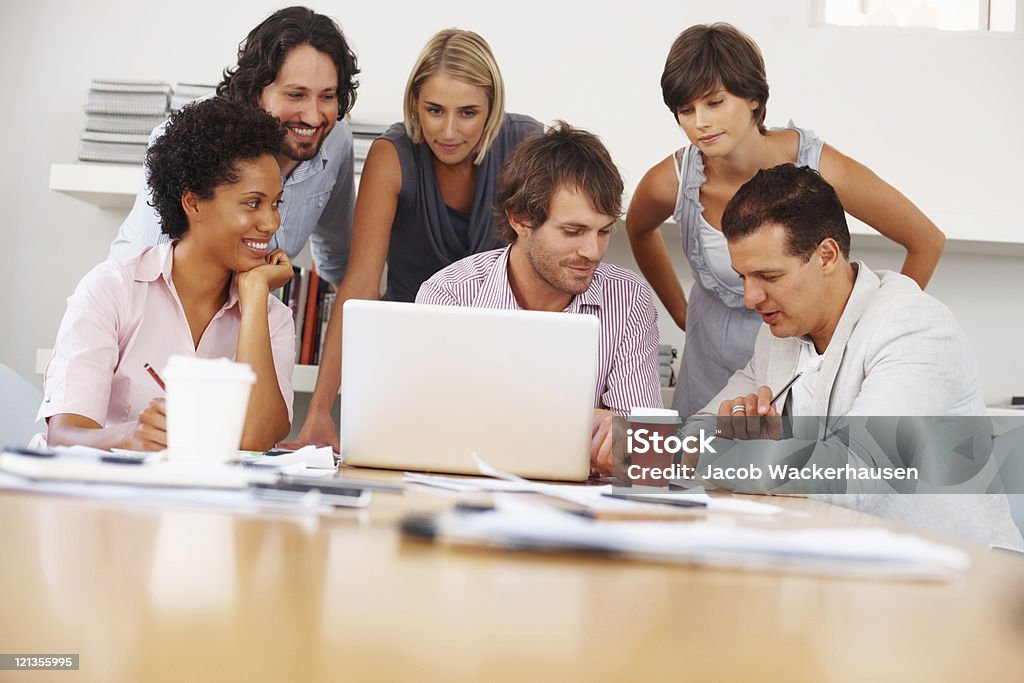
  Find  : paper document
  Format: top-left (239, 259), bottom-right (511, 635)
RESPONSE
top-left (405, 465), bottom-right (782, 516)
top-left (410, 498), bottom-right (969, 581)
top-left (0, 471), bottom-right (336, 516)
top-left (0, 452), bottom-right (276, 489)
top-left (238, 445), bottom-right (336, 474)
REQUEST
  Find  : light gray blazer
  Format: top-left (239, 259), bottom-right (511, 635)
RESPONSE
top-left (695, 263), bottom-right (1023, 549)
top-left (701, 262), bottom-right (985, 422)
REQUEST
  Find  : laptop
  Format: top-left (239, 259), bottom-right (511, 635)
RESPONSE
top-left (340, 300), bottom-right (600, 482)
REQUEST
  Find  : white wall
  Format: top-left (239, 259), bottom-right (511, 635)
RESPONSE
top-left (2, 0), bottom-right (1022, 404)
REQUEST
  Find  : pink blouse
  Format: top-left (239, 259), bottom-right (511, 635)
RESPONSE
top-left (37, 243), bottom-right (295, 439)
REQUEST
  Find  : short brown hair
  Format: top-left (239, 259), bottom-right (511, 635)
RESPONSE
top-left (661, 23), bottom-right (769, 133)
top-left (722, 164), bottom-right (850, 261)
top-left (494, 122), bottom-right (623, 243)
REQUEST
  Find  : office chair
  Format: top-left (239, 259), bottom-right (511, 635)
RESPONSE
top-left (0, 363), bottom-right (43, 447)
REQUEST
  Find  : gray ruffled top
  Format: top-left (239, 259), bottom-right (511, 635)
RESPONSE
top-left (380, 113), bottom-right (543, 302)
top-left (671, 122), bottom-right (825, 416)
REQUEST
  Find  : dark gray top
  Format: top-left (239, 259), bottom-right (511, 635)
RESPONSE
top-left (379, 113), bottom-right (543, 302)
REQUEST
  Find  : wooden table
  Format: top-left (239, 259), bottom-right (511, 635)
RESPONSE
top-left (1, 468), bottom-right (1023, 682)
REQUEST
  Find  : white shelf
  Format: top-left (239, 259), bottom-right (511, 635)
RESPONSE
top-left (49, 162), bottom-right (142, 209)
top-left (50, 162), bottom-right (1023, 251)
top-left (987, 406), bottom-right (1024, 417)
top-left (653, 213), bottom-right (1024, 256)
top-left (48, 162), bottom-right (362, 211)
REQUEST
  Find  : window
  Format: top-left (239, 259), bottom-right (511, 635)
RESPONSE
top-left (818, 0), bottom-right (1019, 32)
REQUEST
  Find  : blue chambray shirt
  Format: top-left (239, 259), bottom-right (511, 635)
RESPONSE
top-left (107, 102), bottom-right (355, 285)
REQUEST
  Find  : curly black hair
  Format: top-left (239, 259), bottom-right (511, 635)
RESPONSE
top-left (216, 6), bottom-right (359, 118)
top-left (147, 97), bottom-right (285, 240)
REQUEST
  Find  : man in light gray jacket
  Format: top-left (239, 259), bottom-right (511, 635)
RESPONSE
top-left (692, 164), bottom-right (1022, 549)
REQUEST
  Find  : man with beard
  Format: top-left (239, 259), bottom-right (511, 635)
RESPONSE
top-left (109, 6), bottom-right (359, 286)
top-left (416, 123), bottom-right (663, 472)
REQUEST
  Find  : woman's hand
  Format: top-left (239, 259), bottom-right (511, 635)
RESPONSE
top-left (123, 398), bottom-right (168, 451)
top-left (236, 248), bottom-right (294, 301)
top-left (47, 401), bottom-right (168, 452)
top-left (279, 408), bottom-right (341, 453)
top-left (626, 155), bottom-right (689, 330)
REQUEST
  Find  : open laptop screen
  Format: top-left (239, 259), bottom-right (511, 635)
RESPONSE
top-left (340, 300), bottom-right (599, 481)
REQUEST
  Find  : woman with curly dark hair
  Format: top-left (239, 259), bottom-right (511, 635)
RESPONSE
top-left (37, 98), bottom-right (296, 452)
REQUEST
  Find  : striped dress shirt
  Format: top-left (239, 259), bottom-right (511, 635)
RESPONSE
top-left (415, 247), bottom-right (663, 414)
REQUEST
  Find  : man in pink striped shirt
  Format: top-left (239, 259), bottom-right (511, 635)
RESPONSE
top-left (416, 122), bottom-right (663, 472)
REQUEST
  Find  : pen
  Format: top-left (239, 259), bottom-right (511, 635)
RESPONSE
top-left (100, 455), bottom-right (146, 465)
top-left (279, 474), bottom-right (407, 494)
top-left (144, 363), bottom-right (166, 391)
top-left (769, 371), bottom-right (803, 407)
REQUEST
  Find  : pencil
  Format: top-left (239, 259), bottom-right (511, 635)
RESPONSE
top-left (143, 363), bottom-right (166, 391)
top-left (769, 371), bottom-right (803, 407)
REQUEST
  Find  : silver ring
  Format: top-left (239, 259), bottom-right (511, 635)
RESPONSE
top-left (731, 405), bottom-right (746, 414)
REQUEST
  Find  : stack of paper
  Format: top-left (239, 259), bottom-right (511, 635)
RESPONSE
top-left (349, 121), bottom-right (389, 175)
top-left (0, 445), bottom-right (344, 515)
top-left (0, 444), bottom-right (336, 488)
top-left (406, 498), bottom-right (970, 581)
top-left (403, 473), bottom-right (782, 517)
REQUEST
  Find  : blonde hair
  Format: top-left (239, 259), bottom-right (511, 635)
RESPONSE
top-left (403, 29), bottom-right (506, 165)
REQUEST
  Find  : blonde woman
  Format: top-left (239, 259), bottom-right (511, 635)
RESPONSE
top-left (288, 29), bottom-right (542, 450)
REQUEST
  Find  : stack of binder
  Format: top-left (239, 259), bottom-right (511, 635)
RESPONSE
top-left (658, 344), bottom-right (677, 387)
top-left (171, 83), bottom-right (217, 112)
top-left (349, 121), bottom-right (389, 175)
top-left (79, 78), bottom-right (171, 164)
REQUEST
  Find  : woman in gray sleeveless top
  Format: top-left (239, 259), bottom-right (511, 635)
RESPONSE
top-left (627, 23), bottom-right (945, 417)
top-left (289, 29), bottom-right (542, 449)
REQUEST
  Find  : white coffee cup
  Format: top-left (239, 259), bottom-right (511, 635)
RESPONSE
top-left (163, 356), bottom-right (256, 462)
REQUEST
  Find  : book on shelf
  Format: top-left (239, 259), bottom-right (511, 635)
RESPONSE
top-left (315, 291), bottom-right (336, 365)
top-left (300, 269), bottom-right (323, 365)
top-left (271, 265), bottom-right (336, 368)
